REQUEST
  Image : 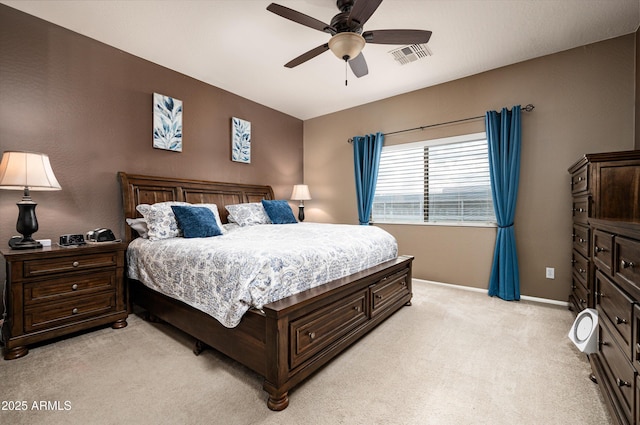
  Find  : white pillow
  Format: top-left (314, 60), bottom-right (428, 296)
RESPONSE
top-left (136, 201), bottom-right (190, 240)
top-left (126, 217), bottom-right (149, 238)
top-left (226, 202), bottom-right (271, 226)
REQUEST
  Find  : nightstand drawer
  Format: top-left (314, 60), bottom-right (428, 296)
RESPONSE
top-left (24, 270), bottom-right (117, 305)
top-left (24, 293), bottom-right (117, 332)
top-left (23, 252), bottom-right (119, 278)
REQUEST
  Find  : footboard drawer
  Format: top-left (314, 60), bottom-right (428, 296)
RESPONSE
top-left (371, 269), bottom-right (410, 316)
top-left (289, 289), bottom-right (368, 369)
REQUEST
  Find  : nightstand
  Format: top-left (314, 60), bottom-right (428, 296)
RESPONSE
top-left (1, 242), bottom-right (128, 360)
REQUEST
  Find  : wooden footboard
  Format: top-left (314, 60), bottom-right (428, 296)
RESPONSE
top-left (130, 254), bottom-right (413, 410)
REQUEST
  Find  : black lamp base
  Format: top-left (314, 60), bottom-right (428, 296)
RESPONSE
top-left (297, 206), bottom-right (305, 222)
top-left (9, 197), bottom-right (42, 250)
top-left (9, 236), bottom-right (42, 250)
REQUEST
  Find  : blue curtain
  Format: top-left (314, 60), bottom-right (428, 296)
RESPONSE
top-left (352, 132), bottom-right (384, 225)
top-left (486, 106), bottom-right (521, 301)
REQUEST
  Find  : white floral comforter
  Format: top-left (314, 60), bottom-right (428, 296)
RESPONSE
top-left (127, 223), bottom-right (398, 328)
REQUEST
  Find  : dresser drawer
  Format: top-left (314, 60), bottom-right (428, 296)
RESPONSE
top-left (571, 165), bottom-right (589, 194)
top-left (593, 230), bottom-right (614, 275)
top-left (571, 275), bottom-right (589, 310)
top-left (633, 304), bottom-right (640, 370)
top-left (615, 236), bottom-right (640, 289)
top-left (571, 250), bottom-right (590, 286)
top-left (371, 269), bottom-right (410, 316)
top-left (289, 289), bottom-right (368, 369)
top-left (597, 271), bottom-right (633, 358)
top-left (24, 292), bottom-right (117, 332)
top-left (24, 270), bottom-right (117, 305)
top-left (599, 321), bottom-right (635, 422)
top-left (572, 196), bottom-right (590, 224)
top-left (572, 224), bottom-right (591, 258)
top-left (23, 252), bottom-right (119, 278)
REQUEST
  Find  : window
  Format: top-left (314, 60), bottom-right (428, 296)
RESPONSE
top-left (372, 132), bottom-right (496, 225)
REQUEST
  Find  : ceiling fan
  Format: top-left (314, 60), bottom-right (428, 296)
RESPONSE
top-left (267, 0), bottom-right (432, 82)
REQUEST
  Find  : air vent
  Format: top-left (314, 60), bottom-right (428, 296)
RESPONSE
top-left (389, 44), bottom-right (432, 65)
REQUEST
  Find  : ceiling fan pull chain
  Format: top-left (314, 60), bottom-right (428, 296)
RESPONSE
top-left (345, 59), bottom-right (348, 86)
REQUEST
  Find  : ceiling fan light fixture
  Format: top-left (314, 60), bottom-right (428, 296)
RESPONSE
top-left (328, 32), bottom-right (365, 61)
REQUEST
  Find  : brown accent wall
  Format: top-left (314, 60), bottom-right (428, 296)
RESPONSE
top-left (0, 5), bottom-right (303, 281)
top-left (304, 34), bottom-right (636, 302)
top-left (636, 26), bottom-right (640, 149)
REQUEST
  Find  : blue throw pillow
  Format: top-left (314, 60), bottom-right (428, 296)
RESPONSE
top-left (261, 200), bottom-right (297, 224)
top-left (171, 205), bottom-right (223, 238)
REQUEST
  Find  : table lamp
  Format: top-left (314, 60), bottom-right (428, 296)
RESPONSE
top-left (290, 184), bottom-right (311, 222)
top-left (0, 151), bottom-right (61, 249)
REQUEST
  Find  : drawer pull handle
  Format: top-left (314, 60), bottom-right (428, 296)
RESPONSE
top-left (594, 246), bottom-right (607, 254)
top-left (72, 308), bottom-right (79, 314)
top-left (621, 260), bottom-right (635, 269)
top-left (375, 294), bottom-right (383, 299)
top-left (578, 268), bottom-right (586, 274)
top-left (579, 299), bottom-right (586, 304)
top-left (71, 284), bottom-right (78, 291)
top-left (600, 340), bottom-right (608, 346)
top-left (72, 261), bottom-right (80, 267)
top-left (579, 238), bottom-right (585, 243)
top-left (308, 332), bottom-right (315, 341)
top-left (353, 306), bottom-right (360, 312)
top-left (616, 378), bottom-right (631, 388)
top-left (578, 208), bottom-right (585, 213)
top-left (615, 316), bottom-right (628, 325)
top-left (400, 280), bottom-right (407, 287)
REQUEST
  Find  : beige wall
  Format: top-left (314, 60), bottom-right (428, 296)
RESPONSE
top-left (304, 35), bottom-right (637, 301)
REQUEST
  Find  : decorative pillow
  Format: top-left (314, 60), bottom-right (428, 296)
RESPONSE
top-left (226, 202), bottom-right (272, 226)
top-left (125, 217), bottom-right (149, 238)
top-left (197, 204), bottom-right (226, 234)
top-left (136, 201), bottom-right (190, 241)
top-left (170, 205), bottom-right (223, 238)
top-left (261, 200), bottom-right (297, 224)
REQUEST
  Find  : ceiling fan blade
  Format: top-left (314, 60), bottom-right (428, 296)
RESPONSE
top-left (285, 44), bottom-right (330, 68)
top-left (349, 53), bottom-right (369, 78)
top-left (363, 29), bottom-right (432, 45)
top-left (267, 3), bottom-right (334, 33)
top-left (348, 0), bottom-right (383, 27)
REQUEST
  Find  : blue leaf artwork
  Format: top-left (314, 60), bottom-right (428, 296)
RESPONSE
top-left (231, 117), bottom-right (251, 163)
top-left (153, 93), bottom-right (183, 152)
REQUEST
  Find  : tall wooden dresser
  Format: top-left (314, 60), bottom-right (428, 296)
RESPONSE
top-left (568, 150), bottom-right (640, 425)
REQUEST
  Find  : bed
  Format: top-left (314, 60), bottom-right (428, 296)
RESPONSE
top-left (118, 172), bottom-right (414, 410)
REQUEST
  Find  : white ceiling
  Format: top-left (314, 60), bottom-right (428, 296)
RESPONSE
top-left (3, 0), bottom-right (639, 120)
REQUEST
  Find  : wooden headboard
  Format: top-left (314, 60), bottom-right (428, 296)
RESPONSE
top-left (118, 172), bottom-right (274, 243)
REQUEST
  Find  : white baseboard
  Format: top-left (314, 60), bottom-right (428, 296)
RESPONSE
top-left (413, 278), bottom-right (569, 307)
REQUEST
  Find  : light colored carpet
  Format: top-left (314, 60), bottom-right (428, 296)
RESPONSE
top-left (0, 281), bottom-right (612, 425)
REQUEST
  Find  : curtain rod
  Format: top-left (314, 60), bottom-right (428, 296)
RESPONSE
top-left (347, 104), bottom-right (534, 143)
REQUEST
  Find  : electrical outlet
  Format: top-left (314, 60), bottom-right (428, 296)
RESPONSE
top-left (546, 267), bottom-right (555, 279)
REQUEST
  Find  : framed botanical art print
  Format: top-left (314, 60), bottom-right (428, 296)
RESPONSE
top-left (153, 93), bottom-right (183, 152)
top-left (231, 117), bottom-right (251, 163)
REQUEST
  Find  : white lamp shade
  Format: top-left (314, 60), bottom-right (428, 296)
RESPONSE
top-left (0, 151), bottom-right (61, 191)
top-left (291, 184), bottom-right (311, 201)
top-left (328, 32), bottom-right (365, 60)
